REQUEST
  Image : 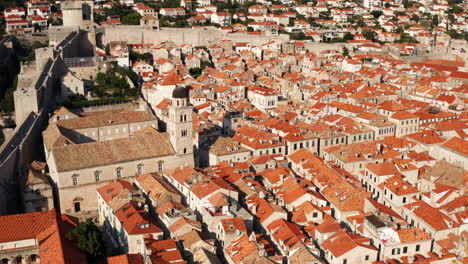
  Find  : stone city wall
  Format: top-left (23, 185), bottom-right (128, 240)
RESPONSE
top-left (102, 26), bottom-right (289, 46)
top-left (0, 31), bottom-right (81, 215)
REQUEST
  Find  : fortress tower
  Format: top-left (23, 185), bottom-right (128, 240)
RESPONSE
top-left (61, 0), bottom-right (94, 27)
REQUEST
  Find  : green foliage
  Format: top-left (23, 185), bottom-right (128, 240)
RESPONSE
top-left (65, 96), bottom-right (134, 108)
top-left (356, 19), bottom-right (365, 28)
top-left (343, 32), bottom-right (354, 41)
top-left (446, 30), bottom-right (468, 41)
top-left (431, 15), bottom-right (438, 27)
top-left (18, 40), bottom-right (48, 62)
top-left (395, 26), bottom-right (404, 34)
top-left (91, 65), bottom-right (138, 98)
top-left (362, 29), bottom-right (376, 41)
top-left (48, 17), bottom-right (63, 26)
top-left (130, 51), bottom-right (153, 62)
top-left (342, 46), bottom-right (349, 57)
top-left (370, 10), bottom-right (383, 19)
top-left (449, 5), bottom-right (463, 13)
top-left (403, 0), bottom-right (413, 8)
top-left (94, 13), bottom-right (107, 24)
top-left (66, 219), bottom-right (106, 261)
top-left (333, 38), bottom-right (347, 43)
top-left (395, 33), bottom-right (419, 43)
top-left (0, 0), bottom-right (25, 12)
top-left (189, 60), bottom-right (211, 78)
top-left (122, 12), bottom-right (142, 25)
top-left (160, 15), bottom-right (189, 27)
top-left (103, 4), bottom-right (133, 20)
top-left (243, 1), bottom-right (257, 7)
top-left (215, 0), bottom-right (240, 13)
top-left (290, 32), bottom-right (306, 40)
top-left (162, 0), bottom-right (180, 8)
top-left (319, 11), bottom-right (331, 19)
top-left (189, 68), bottom-right (203, 78)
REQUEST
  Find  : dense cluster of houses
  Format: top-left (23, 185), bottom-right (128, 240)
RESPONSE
top-left (3, 0), bottom-right (50, 35)
top-left (81, 33), bottom-right (468, 263)
top-left (0, 0), bottom-right (466, 263)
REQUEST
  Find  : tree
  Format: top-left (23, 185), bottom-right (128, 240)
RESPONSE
top-left (66, 219), bottom-right (106, 261)
top-left (450, 5), bottom-right (463, 13)
top-left (105, 4), bottom-right (133, 18)
top-left (291, 32), bottom-right (306, 40)
top-left (343, 32), bottom-right (354, 41)
top-left (411, 14), bottom-right (420, 23)
top-left (122, 12), bottom-right (141, 25)
top-left (362, 29), bottom-right (377, 42)
top-left (370, 10), bottom-right (383, 19)
top-left (342, 46), bottom-right (350, 57)
top-left (189, 67), bottom-right (203, 78)
top-left (130, 51), bottom-right (153, 62)
top-left (431, 15), bottom-right (438, 27)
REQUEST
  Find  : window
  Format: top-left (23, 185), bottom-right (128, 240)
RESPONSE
top-left (416, 245), bottom-right (420, 251)
top-left (137, 164), bottom-right (144, 175)
top-left (181, 130), bottom-right (188, 137)
top-left (403, 246), bottom-right (408, 253)
top-left (365, 255), bottom-right (369, 261)
top-left (403, 197), bottom-right (407, 203)
top-left (74, 202), bottom-right (81, 212)
top-left (343, 259), bottom-right (347, 264)
top-left (95, 171), bottom-right (101, 182)
top-left (116, 168), bottom-right (122, 179)
top-left (158, 161), bottom-right (164, 172)
top-left (72, 175), bottom-right (79, 186)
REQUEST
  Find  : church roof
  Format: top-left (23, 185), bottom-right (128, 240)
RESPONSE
top-left (52, 127), bottom-right (175, 172)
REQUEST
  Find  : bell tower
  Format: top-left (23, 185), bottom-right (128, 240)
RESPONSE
top-left (168, 86), bottom-right (193, 156)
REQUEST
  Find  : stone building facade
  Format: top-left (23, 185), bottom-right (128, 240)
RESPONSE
top-left (43, 97), bottom-right (194, 215)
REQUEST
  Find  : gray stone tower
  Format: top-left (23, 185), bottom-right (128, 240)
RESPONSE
top-left (168, 86), bottom-right (193, 156)
top-left (61, 0), bottom-right (94, 27)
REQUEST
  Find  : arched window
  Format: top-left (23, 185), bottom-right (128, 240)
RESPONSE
top-left (95, 171), bottom-right (101, 182)
top-left (137, 164), bottom-right (144, 175)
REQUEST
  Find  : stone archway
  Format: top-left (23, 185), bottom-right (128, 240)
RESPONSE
top-left (13, 256), bottom-right (23, 264)
top-left (28, 254), bottom-right (40, 264)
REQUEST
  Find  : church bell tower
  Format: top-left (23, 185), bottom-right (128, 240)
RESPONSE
top-left (168, 86), bottom-right (193, 156)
